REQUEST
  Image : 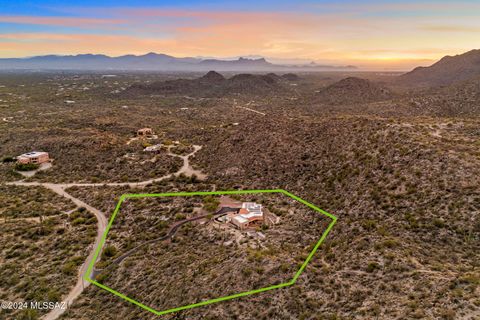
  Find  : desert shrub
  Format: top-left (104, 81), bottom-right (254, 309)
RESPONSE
top-left (438, 308), bottom-right (456, 320)
top-left (47, 288), bottom-right (61, 302)
top-left (17, 309), bottom-right (39, 320)
top-left (241, 268), bottom-right (253, 277)
top-left (62, 261), bottom-right (78, 275)
top-left (255, 267), bottom-right (265, 274)
top-left (71, 217), bottom-right (86, 225)
top-left (433, 218), bottom-right (446, 228)
top-left (175, 213), bottom-right (186, 220)
top-left (102, 245), bottom-right (117, 259)
top-left (280, 263), bottom-right (290, 273)
top-left (95, 273), bottom-right (109, 284)
top-left (375, 239), bottom-right (399, 250)
top-left (2, 156), bottom-right (16, 163)
top-left (202, 195), bottom-right (220, 212)
top-left (366, 262), bottom-right (380, 273)
top-left (15, 163), bottom-right (39, 171)
top-left (362, 219), bottom-right (377, 231)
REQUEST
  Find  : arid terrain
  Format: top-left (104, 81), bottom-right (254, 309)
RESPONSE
top-left (0, 186), bottom-right (96, 320)
top-left (1, 50), bottom-right (479, 320)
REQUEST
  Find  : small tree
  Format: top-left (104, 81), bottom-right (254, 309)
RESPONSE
top-left (1, 156), bottom-right (15, 163)
top-left (102, 245), bottom-right (117, 259)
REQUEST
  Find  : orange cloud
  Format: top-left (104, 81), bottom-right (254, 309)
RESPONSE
top-left (0, 6), bottom-right (479, 70)
top-left (0, 33), bottom-right (186, 57)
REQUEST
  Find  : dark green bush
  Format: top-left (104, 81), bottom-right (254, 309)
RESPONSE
top-left (102, 245), bottom-right (117, 259)
top-left (15, 163), bottom-right (39, 171)
top-left (2, 156), bottom-right (16, 163)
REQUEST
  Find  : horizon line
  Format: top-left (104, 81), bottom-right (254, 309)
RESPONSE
top-left (0, 51), bottom-right (438, 72)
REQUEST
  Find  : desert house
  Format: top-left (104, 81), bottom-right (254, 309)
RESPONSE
top-left (137, 128), bottom-right (154, 137)
top-left (143, 144), bottom-right (162, 152)
top-left (16, 151), bottom-right (50, 164)
top-left (229, 202), bottom-right (264, 230)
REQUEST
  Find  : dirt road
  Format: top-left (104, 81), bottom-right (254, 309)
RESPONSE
top-left (5, 145), bottom-right (205, 320)
top-left (109, 209), bottom-right (224, 267)
top-left (41, 185), bottom-right (108, 320)
top-left (10, 145), bottom-right (205, 189)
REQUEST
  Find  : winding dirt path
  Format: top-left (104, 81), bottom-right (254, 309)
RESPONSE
top-left (42, 185), bottom-right (107, 320)
top-left (10, 145), bottom-right (205, 189)
top-left (106, 210), bottom-right (223, 268)
top-left (5, 145), bottom-right (204, 320)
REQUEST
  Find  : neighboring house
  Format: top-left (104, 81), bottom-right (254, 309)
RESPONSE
top-left (144, 144), bottom-right (162, 152)
top-left (137, 128), bottom-right (154, 137)
top-left (230, 202), bottom-right (264, 230)
top-left (17, 151), bottom-right (50, 164)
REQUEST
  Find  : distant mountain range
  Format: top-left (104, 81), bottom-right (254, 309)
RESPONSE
top-left (0, 53), bottom-right (357, 72)
top-left (401, 49), bottom-right (480, 86)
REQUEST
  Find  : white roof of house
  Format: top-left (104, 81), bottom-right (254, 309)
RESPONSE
top-left (232, 202), bottom-right (263, 225)
top-left (239, 211), bottom-right (262, 219)
top-left (144, 144), bottom-right (162, 152)
top-left (18, 151), bottom-right (48, 158)
top-left (232, 215), bottom-right (248, 224)
top-left (242, 202), bottom-right (263, 215)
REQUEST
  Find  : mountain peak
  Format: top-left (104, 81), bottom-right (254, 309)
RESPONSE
top-left (237, 57), bottom-right (268, 64)
top-left (199, 71), bottom-right (226, 82)
top-left (401, 49), bottom-right (480, 86)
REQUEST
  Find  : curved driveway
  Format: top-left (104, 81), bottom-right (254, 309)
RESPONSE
top-left (5, 145), bottom-right (204, 320)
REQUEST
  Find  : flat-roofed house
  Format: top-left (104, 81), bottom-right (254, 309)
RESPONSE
top-left (143, 144), bottom-right (163, 153)
top-left (17, 151), bottom-right (50, 164)
top-left (231, 202), bottom-right (264, 230)
top-left (137, 128), bottom-right (154, 137)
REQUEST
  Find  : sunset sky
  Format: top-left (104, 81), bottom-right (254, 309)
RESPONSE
top-left (0, 0), bottom-right (479, 70)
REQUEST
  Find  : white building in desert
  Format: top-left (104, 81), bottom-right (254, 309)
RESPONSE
top-left (16, 151), bottom-right (50, 164)
top-left (230, 202), bottom-right (264, 230)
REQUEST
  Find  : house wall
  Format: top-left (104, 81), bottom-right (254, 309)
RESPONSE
top-left (231, 216), bottom-right (263, 230)
top-left (230, 217), bottom-right (243, 229)
top-left (17, 157), bottom-right (30, 164)
top-left (32, 154), bottom-right (48, 163)
top-left (137, 129), bottom-right (153, 136)
top-left (245, 216), bottom-right (263, 229)
top-left (18, 153), bottom-right (49, 164)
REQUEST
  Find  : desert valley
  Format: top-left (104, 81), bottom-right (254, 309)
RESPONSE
top-left (0, 48), bottom-right (479, 320)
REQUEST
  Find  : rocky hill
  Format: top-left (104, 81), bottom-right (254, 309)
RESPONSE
top-left (224, 73), bottom-right (279, 93)
top-left (403, 75), bottom-right (480, 116)
top-left (400, 49), bottom-right (480, 86)
top-left (316, 77), bottom-right (392, 104)
top-left (281, 73), bottom-right (301, 81)
top-left (198, 70), bottom-right (226, 82)
top-left (125, 71), bottom-right (287, 97)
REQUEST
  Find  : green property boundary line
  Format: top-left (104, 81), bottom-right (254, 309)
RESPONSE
top-left (84, 189), bottom-right (338, 316)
